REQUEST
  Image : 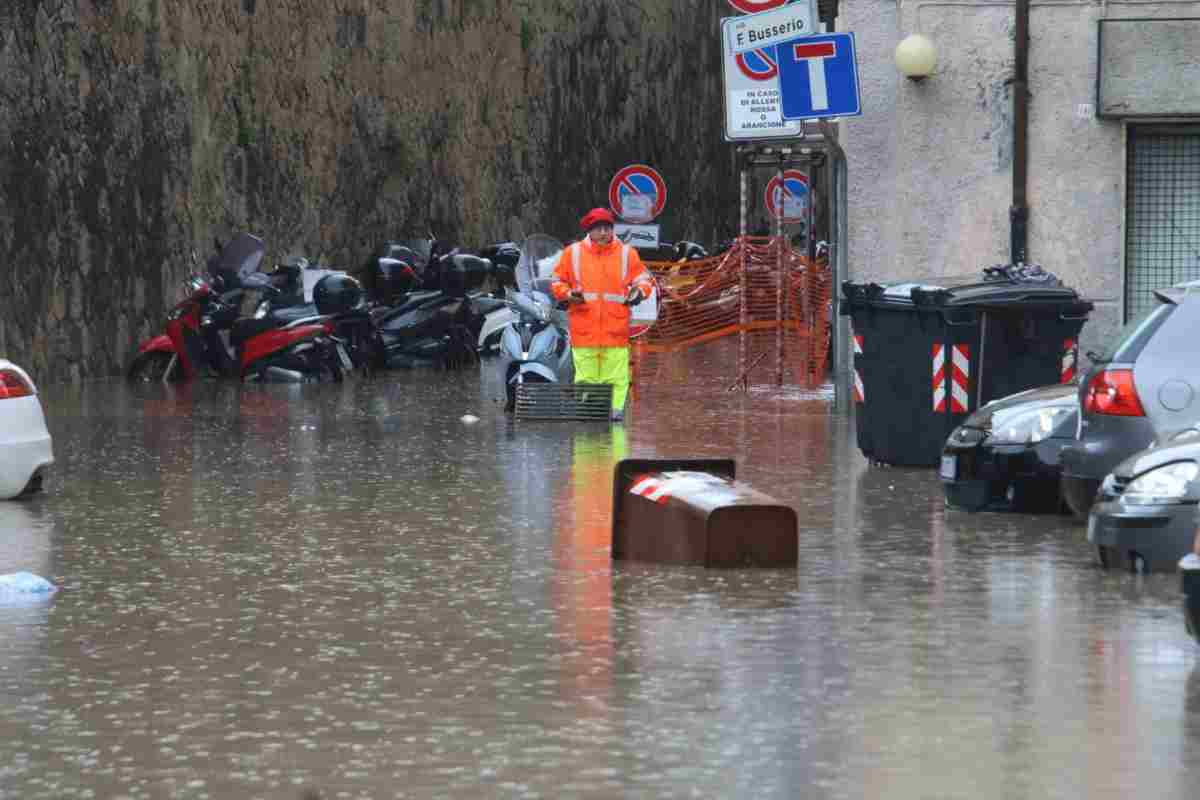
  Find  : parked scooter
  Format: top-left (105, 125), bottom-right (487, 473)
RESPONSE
top-left (230, 271), bottom-right (363, 383)
top-left (475, 241), bottom-right (521, 355)
top-left (128, 233), bottom-right (265, 382)
top-left (130, 234), bottom-right (357, 383)
top-left (243, 257), bottom-right (382, 375)
top-left (497, 234), bottom-right (574, 411)
top-left (362, 238), bottom-right (495, 369)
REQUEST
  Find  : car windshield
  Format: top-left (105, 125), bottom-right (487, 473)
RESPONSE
top-left (1096, 301), bottom-right (1175, 364)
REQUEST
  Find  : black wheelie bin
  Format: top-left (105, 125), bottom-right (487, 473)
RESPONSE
top-left (841, 265), bottom-right (1093, 467)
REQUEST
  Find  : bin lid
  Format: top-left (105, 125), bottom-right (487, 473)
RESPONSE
top-left (914, 278), bottom-right (1084, 309)
top-left (842, 269), bottom-right (1090, 311)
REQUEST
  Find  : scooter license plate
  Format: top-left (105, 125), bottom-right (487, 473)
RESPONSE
top-left (336, 344), bottom-right (353, 371)
top-left (939, 454), bottom-right (957, 481)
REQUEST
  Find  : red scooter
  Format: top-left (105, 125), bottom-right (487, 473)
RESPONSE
top-left (128, 234), bottom-right (353, 383)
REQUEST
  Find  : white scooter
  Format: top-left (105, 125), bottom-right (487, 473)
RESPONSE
top-left (497, 234), bottom-right (574, 411)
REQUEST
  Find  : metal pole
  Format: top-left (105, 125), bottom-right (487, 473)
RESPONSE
top-left (802, 159), bottom-right (815, 357)
top-left (775, 156), bottom-right (785, 386)
top-left (739, 151), bottom-right (749, 385)
top-left (832, 145), bottom-right (850, 414)
top-left (1011, 0), bottom-right (1030, 265)
top-left (976, 311), bottom-right (987, 409)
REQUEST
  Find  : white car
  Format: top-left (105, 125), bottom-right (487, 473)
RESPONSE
top-left (0, 359), bottom-right (53, 499)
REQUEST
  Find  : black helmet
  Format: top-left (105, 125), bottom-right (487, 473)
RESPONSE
top-left (313, 273), bottom-right (363, 315)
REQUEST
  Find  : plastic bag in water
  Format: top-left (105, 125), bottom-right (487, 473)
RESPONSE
top-left (0, 571), bottom-right (57, 600)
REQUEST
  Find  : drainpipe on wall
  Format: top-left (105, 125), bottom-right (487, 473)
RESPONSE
top-left (1010, 0), bottom-right (1030, 265)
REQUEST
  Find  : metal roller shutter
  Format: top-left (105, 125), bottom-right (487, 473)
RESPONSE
top-left (1125, 126), bottom-right (1200, 321)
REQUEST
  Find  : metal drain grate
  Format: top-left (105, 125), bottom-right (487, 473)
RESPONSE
top-left (514, 383), bottom-right (613, 421)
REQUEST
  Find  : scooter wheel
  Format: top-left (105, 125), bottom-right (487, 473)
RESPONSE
top-left (441, 326), bottom-right (479, 371)
top-left (127, 351), bottom-right (177, 383)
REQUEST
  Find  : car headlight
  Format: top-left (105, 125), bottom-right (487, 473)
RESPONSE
top-left (988, 406), bottom-right (1072, 445)
top-left (948, 426), bottom-right (985, 446)
top-left (1122, 461), bottom-right (1200, 505)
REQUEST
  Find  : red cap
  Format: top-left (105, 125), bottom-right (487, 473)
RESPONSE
top-left (579, 207), bottom-right (617, 231)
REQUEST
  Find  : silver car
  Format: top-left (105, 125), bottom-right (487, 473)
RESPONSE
top-left (1061, 281), bottom-right (1200, 516)
top-left (1088, 428), bottom-right (1200, 572)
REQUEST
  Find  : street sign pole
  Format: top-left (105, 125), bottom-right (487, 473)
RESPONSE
top-left (775, 158), bottom-right (785, 386)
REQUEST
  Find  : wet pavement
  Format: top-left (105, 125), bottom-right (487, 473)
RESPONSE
top-left (2, 353), bottom-right (1200, 799)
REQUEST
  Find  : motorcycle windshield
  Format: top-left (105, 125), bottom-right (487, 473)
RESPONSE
top-left (396, 239), bottom-right (432, 269)
top-left (211, 233), bottom-right (266, 279)
top-left (505, 287), bottom-right (550, 323)
top-left (516, 235), bottom-right (564, 295)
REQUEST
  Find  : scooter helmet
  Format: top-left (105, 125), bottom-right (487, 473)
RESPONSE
top-left (313, 273), bottom-right (364, 315)
top-left (579, 207), bottom-right (616, 232)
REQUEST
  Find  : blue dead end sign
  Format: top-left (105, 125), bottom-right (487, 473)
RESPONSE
top-left (609, 164), bottom-right (667, 224)
top-left (764, 170), bottom-right (809, 222)
top-left (776, 32), bottom-right (862, 121)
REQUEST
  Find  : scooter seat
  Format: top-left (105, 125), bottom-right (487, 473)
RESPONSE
top-left (271, 303), bottom-right (319, 323)
top-left (471, 296), bottom-right (507, 315)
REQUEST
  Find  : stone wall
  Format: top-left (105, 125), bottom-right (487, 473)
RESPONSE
top-left (0, 0), bottom-right (739, 382)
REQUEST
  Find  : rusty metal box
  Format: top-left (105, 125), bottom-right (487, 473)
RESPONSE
top-left (611, 459), bottom-right (798, 567)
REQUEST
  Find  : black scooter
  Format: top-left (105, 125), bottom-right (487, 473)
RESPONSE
top-left (363, 238), bottom-right (499, 369)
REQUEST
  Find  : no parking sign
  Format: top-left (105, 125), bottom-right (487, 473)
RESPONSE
top-left (608, 164), bottom-right (666, 224)
top-left (726, 0), bottom-right (793, 12)
top-left (736, 48), bottom-right (778, 81)
top-left (764, 170), bottom-right (810, 222)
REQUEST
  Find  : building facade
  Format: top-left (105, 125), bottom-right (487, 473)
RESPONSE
top-left (843, 0), bottom-right (1200, 354)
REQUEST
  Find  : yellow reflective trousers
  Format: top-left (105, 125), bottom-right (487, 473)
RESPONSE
top-left (572, 346), bottom-right (630, 410)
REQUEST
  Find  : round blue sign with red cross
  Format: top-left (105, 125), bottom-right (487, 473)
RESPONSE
top-left (735, 48), bottom-right (778, 81)
top-left (609, 164), bottom-right (667, 224)
top-left (727, 0), bottom-right (792, 13)
top-left (764, 170), bottom-right (810, 222)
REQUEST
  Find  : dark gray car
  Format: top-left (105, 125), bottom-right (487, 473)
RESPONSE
top-left (1088, 428), bottom-right (1200, 572)
top-left (1060, 282), bottom-right (1200, 516)
top-left (941, 383), bottom-right (1077, 512)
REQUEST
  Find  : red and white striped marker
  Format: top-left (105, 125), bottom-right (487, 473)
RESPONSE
top-left (933, 343), bottom-right (970, 413)
top-left (1061, 338), bottom-right (1078, 383)
top-left (852, 333), bottom-right (865, 403)
top-left (629, 474), bottom-right (671, 505)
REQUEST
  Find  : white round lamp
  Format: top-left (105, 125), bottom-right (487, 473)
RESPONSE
top-left (895, 34), bottom-right (936, 81)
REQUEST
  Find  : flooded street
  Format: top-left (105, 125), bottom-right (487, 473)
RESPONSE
top-left (3, 357), bottom-right (1199, 799)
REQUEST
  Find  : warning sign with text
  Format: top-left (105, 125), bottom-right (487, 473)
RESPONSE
top-left (720, 17), bottom-right (807, 140)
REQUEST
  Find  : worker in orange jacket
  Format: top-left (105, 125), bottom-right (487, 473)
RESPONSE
top-left (551, 208), bottom-right (655, 421)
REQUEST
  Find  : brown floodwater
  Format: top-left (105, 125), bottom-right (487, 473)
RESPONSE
top-left (1, 351), bottom-right (1198, 799)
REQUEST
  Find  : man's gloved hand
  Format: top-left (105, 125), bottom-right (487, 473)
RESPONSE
top-left (568, 290), bottom-right (585, 304)
top-left (624, 286), bottom-right (644, 306)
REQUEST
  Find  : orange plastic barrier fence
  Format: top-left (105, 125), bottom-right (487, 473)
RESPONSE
top-left (632, 236), bottom-right (832, 394)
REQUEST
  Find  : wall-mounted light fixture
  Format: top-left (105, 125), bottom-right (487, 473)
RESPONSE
top-left (894, 34), bottom-right (937, 81)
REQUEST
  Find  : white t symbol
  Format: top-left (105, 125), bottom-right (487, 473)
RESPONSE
top-left (791, 41), bottom-right (837, 111)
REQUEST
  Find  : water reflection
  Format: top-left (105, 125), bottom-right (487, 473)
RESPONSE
top-left (0, 374), bottom-right (1198, 798)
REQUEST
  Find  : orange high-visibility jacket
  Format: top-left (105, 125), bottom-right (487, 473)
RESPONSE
top-left (550, 238), bottom-right (654, 348)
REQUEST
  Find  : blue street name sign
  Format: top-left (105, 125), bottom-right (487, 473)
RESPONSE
top-left (775, 32), bottom-right (862, 121)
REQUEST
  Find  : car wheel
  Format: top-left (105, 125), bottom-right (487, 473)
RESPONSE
top-left (127, 351), bottom-right (177, 382)
top-left (19, 471), bottom-right (44, 497)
